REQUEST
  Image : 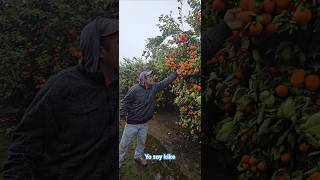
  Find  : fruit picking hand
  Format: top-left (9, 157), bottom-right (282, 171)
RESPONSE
top-left (176, 69), bottom-right (180, 75)
top-left (224, 8), bottom-right (242, 30)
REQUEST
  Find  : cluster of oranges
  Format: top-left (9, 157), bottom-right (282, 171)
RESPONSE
top-left (240, 151), bottom-right (320, 180)
top-left (180, 33), bottom-right (187, 42)
top-left (165, 32), bottom-right (201, 136)
top-left (180, 45), bottom-right (199, 76)
top-left (192, 84), bottom-right (201, 92)
top-left (178, 58), bottom-right (199, 76)
top-left (165, 59), bottom-right (177, 69)
top-left (275, 69), bottom-right (320, 99)
top-left (173, 33), bottom-right (188, 46)
top-left (212, 0), bottom-right (314, 36)
top-left (240, 154), bottom-right (267, 173)
top-left (165, 44), bottom-right (199, 77)
top-left (244, 0), bottom-right (312, 35)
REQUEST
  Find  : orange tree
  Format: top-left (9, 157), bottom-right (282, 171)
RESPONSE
top-left (143, 0), bottom-right (201, 140)
top-left (0, 0), bottom-right (117, 110)
top-left (204, 0), bottom-right (320, 179)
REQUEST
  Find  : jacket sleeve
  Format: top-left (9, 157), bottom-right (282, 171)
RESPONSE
top-left (202, 21), bottom-right (231, 63)
top-left (3, 82), bottom-right (59, 180)
top-left (154, 72), bottom-right (178, 93)
top-left (120, 86), bottom-right (136, 118)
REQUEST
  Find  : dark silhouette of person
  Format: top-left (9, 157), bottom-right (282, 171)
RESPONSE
top-left (3, 17), bottom-right (119, 180)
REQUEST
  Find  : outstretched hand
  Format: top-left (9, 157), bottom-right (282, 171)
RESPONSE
top-left (176, 69), bottom-right (180, 75)
top-left (224, 8), bottom-right (241, 30)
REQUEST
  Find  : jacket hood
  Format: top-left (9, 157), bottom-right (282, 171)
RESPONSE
top-left (79, 17), bottom-right (118, 73)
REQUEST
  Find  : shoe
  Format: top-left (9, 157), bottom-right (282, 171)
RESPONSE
top-left (134, 156), bottom-right (147, 166)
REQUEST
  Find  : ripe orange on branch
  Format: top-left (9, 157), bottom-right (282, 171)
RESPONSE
top-left (298, 143), bottom-right (310, 153)
top-left (180, 33), bottom-right (187, 42)
top-left (290, 69), bottom-right (305, 87)
top-left (257, 161), bottom-right (267, 172)
top-left (277, 174), bottom-right (286, 180)
top-left (275, 85), bottom-right (288, 97)
top-left (165, 59), bottom-right (177, 69)
top-left (266, 23), bottom-right (277, 33)
top-left (249, 23), bottom-right (263, 35)
top-left (280, 153), bottom-right (290, 163)
top-left (293, 8), bottom-right (312, 26)
top-left (241, 154), bottom-right (251, 164)
top-left (212, 0), bottom-right (224, 12)
top-left (263, 0), bottom-right (275, 13)
top-left (260, 13), bottom-right (272, 26)
top-left (305, 75), bottom-right (320, 91)
top-left (310, 172), bottom-right (320, 180)
top-left (240, 0), bottom-right (256, 11)
top-left (239, 11), bottom-right (253, 25)
top-left (275, 0), bottom-right (290, 10)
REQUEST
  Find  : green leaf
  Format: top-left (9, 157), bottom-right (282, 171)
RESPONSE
top-left (263, 95), bottom-right (275, 108)
top-left (241, 38), bottom-right (250, 49)
top-left (257, 105), bottom-right (265, 124)
top-left (291, 171), bottom-right (303, 180)
top-left (196, 95), bottom-right (201, 105)
top-left (252, 49), bottom-right (262, 62)
top-left (208, 72), bottom-right (218, 81)
top-left (277, 98), bottom-right (295, 119)
top-left (259, 90), bottom-right (271, 102)
top-left (300, 112), bottom-right (320, 130)
top-left (305, 126), bottom-right (320, 139)
top-left (281, 47), bottom-right (291, 61)
top-left (305, 133), bottom-right (320, 148)
top-left (275, 126), bottom-right (291, 147)
top-left (232, 87), bottom-right (248, 104)
top-left (216, 118), bottom-right (237, 142)
top-left (257, 118), bottom-right (271, 136)
top-left (308, 151), bottom-right (320, 157)
top-left (288, 133), bottom-right (296, 149)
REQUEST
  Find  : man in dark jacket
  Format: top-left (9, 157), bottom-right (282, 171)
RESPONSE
top-left (119, 69), bottom-right (179, 167)
top-left (3, 17), bottom-right (119, 180)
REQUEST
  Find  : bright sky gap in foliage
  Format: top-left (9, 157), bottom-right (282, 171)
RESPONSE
top-left (119, 0), bottom-right (191, 62)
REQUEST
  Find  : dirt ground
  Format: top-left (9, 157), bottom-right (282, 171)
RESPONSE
top-left (149, 108), bottom-right (201, 180)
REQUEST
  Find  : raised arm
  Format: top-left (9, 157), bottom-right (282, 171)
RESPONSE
top-left (154, 71), bottom-right (178, 93)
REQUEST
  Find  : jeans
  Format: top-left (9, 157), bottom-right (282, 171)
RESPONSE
top-left (119, 122), bottom-right (148, 168)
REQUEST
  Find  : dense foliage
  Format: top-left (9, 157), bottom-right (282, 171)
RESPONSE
top-left (204, 0), bottom-right (320, 179)
top-left (0, 0), bottom-right (118, 108)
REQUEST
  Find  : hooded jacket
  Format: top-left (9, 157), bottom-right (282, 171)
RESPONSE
top-left (120, 71), bottom-right (178, 124)
top-left (3, 17), bottom-right (119, 180)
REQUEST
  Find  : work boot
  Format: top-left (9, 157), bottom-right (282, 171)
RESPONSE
top-left (134, 156), bottom-right (147, 166)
